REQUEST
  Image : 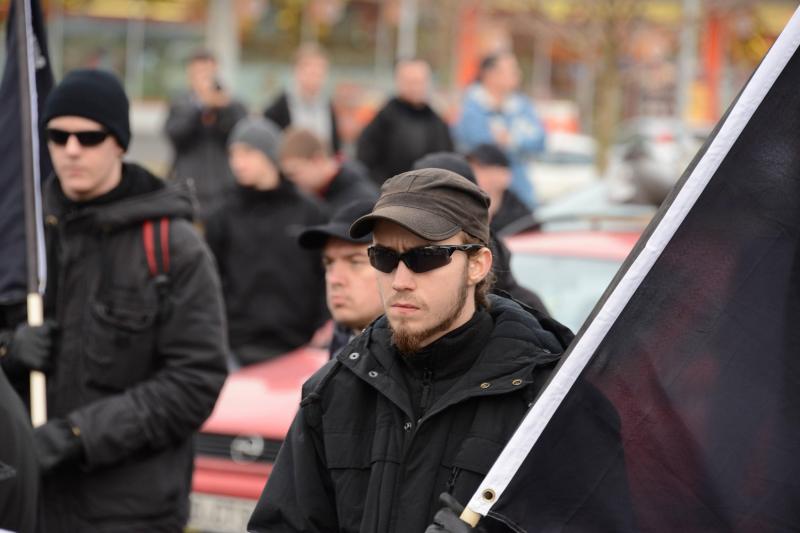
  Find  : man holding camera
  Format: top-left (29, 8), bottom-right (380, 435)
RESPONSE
top-left (164, 49), bottom-right (247, 222)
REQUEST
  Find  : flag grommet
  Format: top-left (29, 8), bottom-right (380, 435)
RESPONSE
top-left (480, 382), bottom-right (491, 389)
top-left (481, 489), bottom-right (496, 502)
top-left (512, 379), bottom-right (523, 386)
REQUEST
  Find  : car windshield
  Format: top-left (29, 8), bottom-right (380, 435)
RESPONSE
top-left (510, 253), bottom-right (623, 332)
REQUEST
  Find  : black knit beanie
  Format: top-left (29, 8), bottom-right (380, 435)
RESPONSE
top-left (42, 69), bottom-right (131, 150)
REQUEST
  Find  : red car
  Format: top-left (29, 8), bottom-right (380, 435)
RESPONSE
top-left (189, 346), bottom-right (328, 532)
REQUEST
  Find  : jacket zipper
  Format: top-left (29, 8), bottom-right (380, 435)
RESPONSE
top-left (419, 368), bottom-right (433, 420)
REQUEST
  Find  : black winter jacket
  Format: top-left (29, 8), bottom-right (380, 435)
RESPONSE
top-left (249, 295), bottom-right (573, 532)
top-left (357, 97), bottom-right (454, 186)
top-left (35, 163), bottom-right (228, 531)
top-left (205, 181), bottom-right (329, 364)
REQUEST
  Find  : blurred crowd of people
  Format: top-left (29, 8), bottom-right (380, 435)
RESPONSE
top-left (163, 43), bottom-right (549, 368)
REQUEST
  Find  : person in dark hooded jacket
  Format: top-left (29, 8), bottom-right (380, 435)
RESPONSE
top-left (0, 69), bottom-right (228, 532)
top-left (356, 59), bottom-right (454, 186)
top-left (206, 117), bottom-right (329, 365)
top-left (248, 168), bottom-right (572, 532)
top-left (466, 143), bottom-right (532, 236)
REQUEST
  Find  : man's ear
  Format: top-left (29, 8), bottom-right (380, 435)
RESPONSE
top-left (467, 247), bottom-right (493, 286)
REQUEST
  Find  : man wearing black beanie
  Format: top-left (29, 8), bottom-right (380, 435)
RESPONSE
top-left (0, 68), bottom-right (228, 531)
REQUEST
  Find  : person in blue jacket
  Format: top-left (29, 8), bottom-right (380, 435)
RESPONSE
top-left (454, 51), bottom-right (546, 208)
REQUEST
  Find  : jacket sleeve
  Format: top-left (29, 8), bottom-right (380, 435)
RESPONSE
top-left (452, 96), bottom-right (494, 152)
top-left (203, 208), bottom-right (228, 283)
top-left (355, 109), bottom-right (388, 182)
top-left (164, 96), bottom-right (203, 151)
top-left (248, 378), bottom-right (338, 532)
top-left (506, 98), bottom-right (546, 158)
top-left (67, 221), bottom-right (228, 469)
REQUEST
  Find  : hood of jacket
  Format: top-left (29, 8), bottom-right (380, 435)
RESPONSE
top-left (44, 162), bottom-right (193, 229)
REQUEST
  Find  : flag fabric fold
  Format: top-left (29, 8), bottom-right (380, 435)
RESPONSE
top-left (469, 7), bottom-right (800, 532)
top-left (0, 0), bottom-right (53, 304)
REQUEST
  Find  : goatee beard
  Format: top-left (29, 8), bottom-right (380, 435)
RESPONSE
top-left (391, 274), bottom-right (469, 357)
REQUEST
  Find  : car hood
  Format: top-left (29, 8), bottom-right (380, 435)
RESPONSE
top-left (201, 346), bottom-right (329, 439)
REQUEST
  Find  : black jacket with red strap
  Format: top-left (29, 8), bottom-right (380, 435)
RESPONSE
top-left (32, 163), bottom-right (228, 532)
top-left (248, 295), bottom-right (573, 533)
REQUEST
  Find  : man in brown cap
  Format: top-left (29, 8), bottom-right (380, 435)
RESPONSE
top-left (248, 168), bottom-right (573, 533)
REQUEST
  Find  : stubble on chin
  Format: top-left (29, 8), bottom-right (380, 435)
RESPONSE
top-left (390, 275), bottom-right (469, 357)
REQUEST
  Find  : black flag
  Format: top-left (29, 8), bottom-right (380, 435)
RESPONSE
top-left (465, 9), bottom-right (800, 533)
top-left (0, 0), bottom-right (53, 305)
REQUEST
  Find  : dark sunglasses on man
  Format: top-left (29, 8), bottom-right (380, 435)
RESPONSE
top-left (367, 244), bottom-right (484, 274)
top-left (46, 128), bottom-right (110, 147)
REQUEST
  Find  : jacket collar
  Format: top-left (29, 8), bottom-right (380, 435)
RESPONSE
top-left (337, 295), bottom-right (569, 422)
top-left (44, 162), bottom-right (193, 229)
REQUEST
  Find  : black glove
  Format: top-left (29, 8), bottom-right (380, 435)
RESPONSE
top-left (0, 320), bottom-right (57, 372)
top-left (33, 419), bottom-right (83, 473)
top-left (425, 493), bottom-right (486, 533)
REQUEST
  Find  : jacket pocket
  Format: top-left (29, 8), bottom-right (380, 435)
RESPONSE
top-left (84, 290), bottom-right (158, 391)
top-left (323, 430), bottom-right (397, 532)
top-left (442, 436), bottom-right (506, 505)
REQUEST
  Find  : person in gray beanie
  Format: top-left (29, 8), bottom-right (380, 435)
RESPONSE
top-left (205, 116), bottom-right (330, 366)
top-left (229, 116), bottom-right (282, 164)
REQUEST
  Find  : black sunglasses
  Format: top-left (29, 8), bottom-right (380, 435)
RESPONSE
top-left (46, 128), bottom-right (110, 147)
top-left (367, 244), bottom-right (484, 274)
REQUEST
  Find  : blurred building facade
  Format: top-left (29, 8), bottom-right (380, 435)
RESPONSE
top-left (0, 0), bottom-right (796, 170)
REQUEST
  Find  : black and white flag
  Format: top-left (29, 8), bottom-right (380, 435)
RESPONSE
top-left (468, 8), bottom-right (800, 532)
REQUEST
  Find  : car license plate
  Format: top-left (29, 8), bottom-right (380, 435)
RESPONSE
top-left (188, 492), bottom-right (257, 533)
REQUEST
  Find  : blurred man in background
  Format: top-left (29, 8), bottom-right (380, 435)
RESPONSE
top-left (454, 51), bottom-right (546, 209)
top-left (265, 43), bottom-right (341, 155)
top-left (206, 117), bottom-right (328, 366)
top-left (467, 143), bottom-right (532, 235)
top-left (299, 200), bottom-right (384, 358)
top-left (164, 49), bottom-right (247, 222)
top-left (357, 58), bottom-right (453, 186)
top-left (280, 127), bottom-right (377, 211)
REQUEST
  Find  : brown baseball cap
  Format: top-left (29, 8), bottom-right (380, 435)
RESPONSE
top-left (349, 168), bottom-right (491, 245)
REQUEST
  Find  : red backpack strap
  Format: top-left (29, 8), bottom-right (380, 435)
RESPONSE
top-left (142, 218), bottom-right (171, 277)
top-left (159, 216), bottom-right (170, 273)
top-left (142, 220), bottom-right (157, 276)
top-left (142, 218), bottom-right (172, 320)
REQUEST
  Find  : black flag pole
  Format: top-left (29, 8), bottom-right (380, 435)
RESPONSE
top-left (15, 0), bottom-right (48, 426)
